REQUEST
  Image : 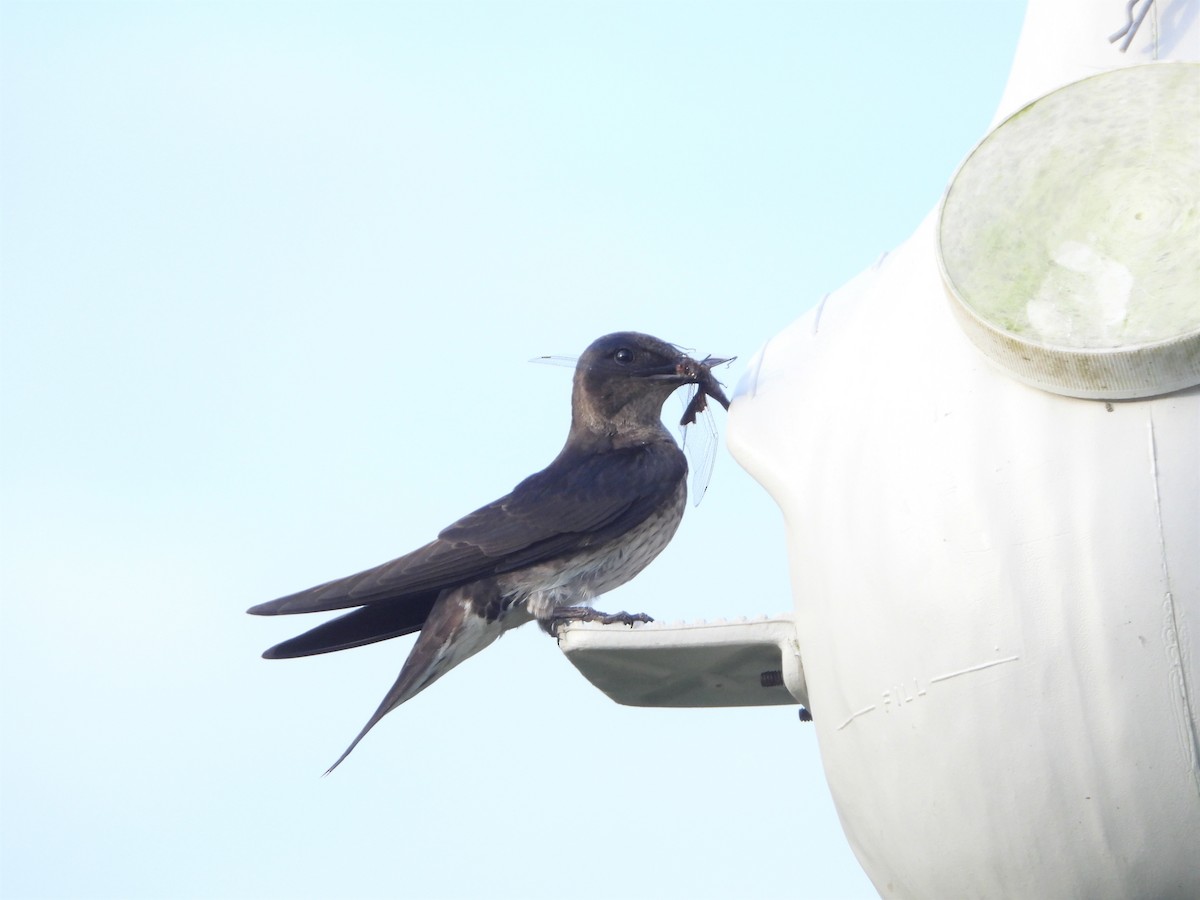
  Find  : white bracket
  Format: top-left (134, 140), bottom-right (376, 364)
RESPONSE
top-left (556, 614), bottom-right (807, 709)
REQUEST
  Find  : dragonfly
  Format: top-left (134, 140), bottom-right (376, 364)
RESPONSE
top-left (531, 349), bottom-right (736, 505)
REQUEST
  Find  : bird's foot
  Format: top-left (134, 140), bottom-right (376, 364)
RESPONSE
top-left (546, 607), bottom-right (654, 637)
top-left (595, 609), bottom-right (654, 628)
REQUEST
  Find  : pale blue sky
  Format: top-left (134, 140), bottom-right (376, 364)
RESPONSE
top-left (1, 2), bottom-right (1024, 898)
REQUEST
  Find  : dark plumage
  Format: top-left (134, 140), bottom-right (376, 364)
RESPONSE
top-left (249, 331), bottom-right (731, 771)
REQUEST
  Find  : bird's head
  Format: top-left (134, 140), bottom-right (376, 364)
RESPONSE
top-left (570, 332), bottom-right (731, 445)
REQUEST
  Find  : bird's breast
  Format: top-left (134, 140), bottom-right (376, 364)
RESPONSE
top-left (503, 478), bottom-right (688, 622)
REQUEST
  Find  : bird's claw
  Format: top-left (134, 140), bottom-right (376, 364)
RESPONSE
top-left (595, 610), bottom-right (654, 627)
top-left (547, 607), bottom-right (654, 637)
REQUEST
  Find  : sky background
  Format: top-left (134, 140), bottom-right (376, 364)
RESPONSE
top-left (1, 2), bottom-right (1024, 898)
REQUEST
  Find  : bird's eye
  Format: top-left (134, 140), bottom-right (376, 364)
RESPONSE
top-left (613, 348), bottom-right (635, 365)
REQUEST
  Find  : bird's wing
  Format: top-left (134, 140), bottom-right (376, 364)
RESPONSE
top-left (247, 442), bottom-right (686, 617)
top-left (256, 593), bottom-right (440, 658)
top-left (441, 440), bottom-right (686, 571)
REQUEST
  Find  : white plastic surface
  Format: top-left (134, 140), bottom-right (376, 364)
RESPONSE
top-left (727, 0), bottom-right (1200, 896)
top-left (939, 62), bottom-right (1200, 399)
top-left (557, 616), bottom-right (807, 709)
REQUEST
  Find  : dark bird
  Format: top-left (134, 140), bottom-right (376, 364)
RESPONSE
top-left (249, 331), bottom-right (732, 771)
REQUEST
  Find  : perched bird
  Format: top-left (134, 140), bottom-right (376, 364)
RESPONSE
top-left (249, 331), bottom-right (731, 771)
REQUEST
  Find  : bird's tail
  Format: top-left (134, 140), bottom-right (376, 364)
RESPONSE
top-left (324, 586), bottom-right (508, 773)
